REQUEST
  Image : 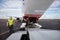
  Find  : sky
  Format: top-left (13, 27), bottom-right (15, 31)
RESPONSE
top-left (0, 0), bottom-right (60, 19)
top-left (40, 0), bottom-right (60, 19)
top-left (0, 0), bottom-right (25, 19)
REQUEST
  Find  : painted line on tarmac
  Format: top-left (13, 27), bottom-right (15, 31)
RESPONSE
top-left (0, 31), bottom-right (9, 35)
top-left (0, 28), bottom-right (20, 35)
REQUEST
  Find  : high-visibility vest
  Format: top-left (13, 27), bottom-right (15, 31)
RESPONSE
top-left (8, 19), bottom-right (14, 26)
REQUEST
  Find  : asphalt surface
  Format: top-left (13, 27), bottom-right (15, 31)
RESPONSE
top-left (0, 19), bottom-right (60, 40)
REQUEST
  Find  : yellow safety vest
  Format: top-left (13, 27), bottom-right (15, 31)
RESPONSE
top-left (8, 19), bottom-right (14, 26)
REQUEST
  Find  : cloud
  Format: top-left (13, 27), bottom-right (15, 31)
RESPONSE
top-left (40, 0), bottom-right (60, 19)
top-left (0, 0), bottom-right (24, 9)
top-left (0, 0), bottom-right (25, 19)
top-left (0, 0), bottom-right (60, 19)
top-left (0, 9), bottom-right (24, 17)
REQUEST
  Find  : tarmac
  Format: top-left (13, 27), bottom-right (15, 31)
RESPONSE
top-left (0, 19), bottom-right (60, 40)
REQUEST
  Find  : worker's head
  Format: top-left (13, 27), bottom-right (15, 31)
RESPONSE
top-left (9, 17), bottom-right (12, 20)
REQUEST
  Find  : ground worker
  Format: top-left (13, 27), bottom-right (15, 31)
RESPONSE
top-left (7, 17), bottom-right (14, 33)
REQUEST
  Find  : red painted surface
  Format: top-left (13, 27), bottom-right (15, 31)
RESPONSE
top-left (23, 14), bottom-right (43, 19)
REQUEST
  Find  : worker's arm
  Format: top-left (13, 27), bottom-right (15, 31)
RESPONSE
top-left (13, 20), bottom-right (15, 25)
top-left (7, 19), bottom-right (9, 27)
top-left (7, 22), bottom-right (8, 27)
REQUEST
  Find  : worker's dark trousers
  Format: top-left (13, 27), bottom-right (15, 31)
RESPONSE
top-left (8, 25), bottom-right (14, 33)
